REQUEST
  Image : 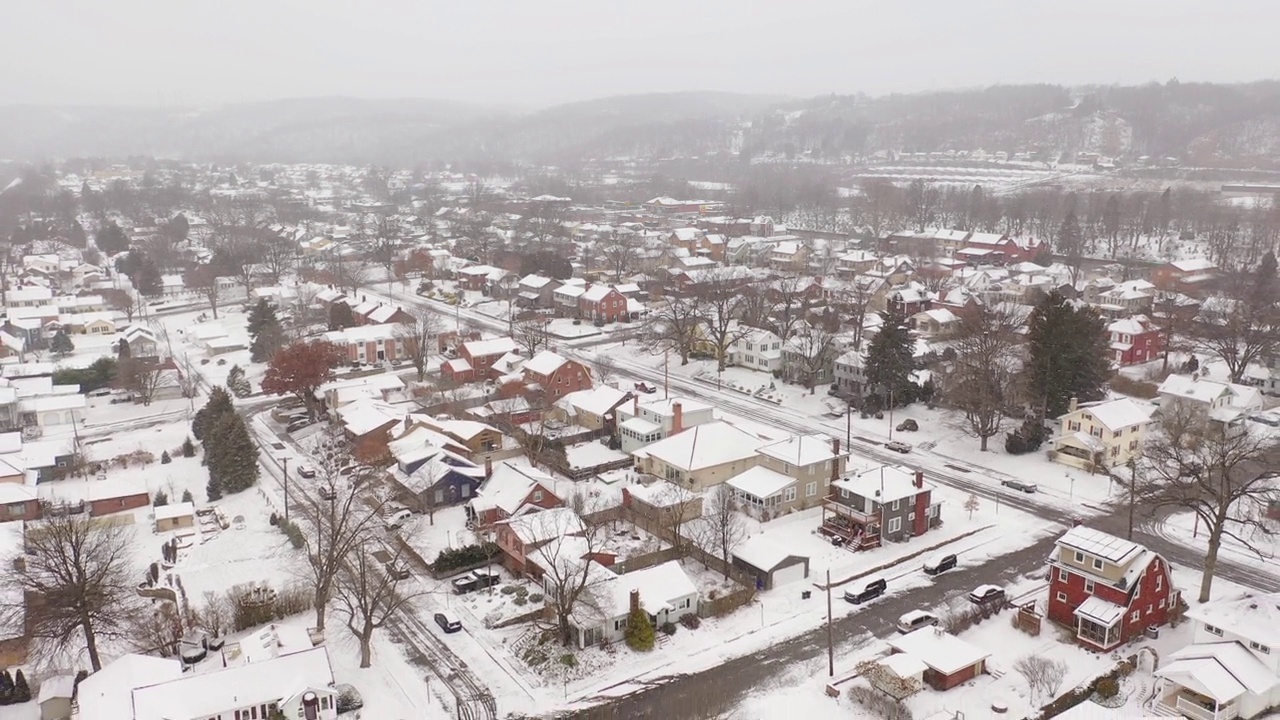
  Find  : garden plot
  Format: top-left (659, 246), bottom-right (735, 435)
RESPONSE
top-left (457, 580), bottom-right (542, 629)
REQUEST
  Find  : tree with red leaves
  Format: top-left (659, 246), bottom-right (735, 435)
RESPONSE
top-left (261, 340), bottom-right (346, 419)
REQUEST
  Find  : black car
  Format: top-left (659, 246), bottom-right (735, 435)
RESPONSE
top-left (843, 577), bottom-right (888, 604)
top-left (1001, 479), bottom-right (1038, 493)
top-left (923, 553), bottom-right (957, 575)
top-left (434, 612), bottom-right (462, 633)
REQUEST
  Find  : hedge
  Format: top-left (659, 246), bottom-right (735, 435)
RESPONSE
top-left (432, 542), bottom-right (499, 573)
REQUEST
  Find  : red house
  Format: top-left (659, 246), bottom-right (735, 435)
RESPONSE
top-left (578, 285), bottom-right (628, 324)
top-left (1107, 315), bottom-right (1164, 366)
top-left (0, 483), bottom-right (40, 523)
top-left (446, 337), bottom-right (521, 385)
top-left (521, 351), bottom-right (592, 401)
top-left (466, 462), bottom-right (564, 529)
top-left (1047, 526), bottom-right (1178, 651)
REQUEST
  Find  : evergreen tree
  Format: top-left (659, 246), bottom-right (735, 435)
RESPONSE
top-left (192, 386), bottom-right (235, 441)
top-left (160, 450), bottom-right (172, 464)
top-left (623, 605), bottom-right (656, 651)
top-left (0, 668), bottom-right (10, 704)
top-left (206, 413), bottom-right (259, 495)
top-left (863, 306), bottom-right (917, 407)
top-left (69, 220), bottom-right (87, 248)
top-left (12, 670), bottom-right (29, 703)
top-left (181, 489), bottom-right (194, 503)
top-left (227, 365), bottom-right (252, 398)
top-left (153, 490), bottom-right (169, 506)
top-left (181, 436), bottom-right (196, 458)
top-left (207, 475), bottom-right (223, 501)
top-left (94, 220), bottom-right (129, 254)
top-left (247, 299), bottom-right (284, 363)
top-left (1026, 292), bottom-right (1111, 417)
top-left (50, 328), bottom-right (75, 357)
top-left (133, 254), bottom-right (163, 297)
top-left (168, 212), bottom-right (190, 242)
top-left (117, 337), bottom-right (131, 360)
top-left (328, 302), bottom-right (355, 331)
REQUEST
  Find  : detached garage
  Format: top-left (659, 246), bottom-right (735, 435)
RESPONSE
top-left (732, 535), bottom-right (810, 590)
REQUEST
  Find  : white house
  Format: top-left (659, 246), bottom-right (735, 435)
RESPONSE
top-left (557, 559), bottom-right (699, 649)
top-left (615, 396), bottom-right (714, 454)
top-left (729, 327), bottom-right (783, 373)
top-left (1155, 592), bottom-right (1280, 719)
top-left (1157, 374), bottom-right (1260, 436)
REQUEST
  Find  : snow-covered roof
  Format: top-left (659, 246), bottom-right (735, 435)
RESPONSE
top-left (1171, 258), bottom-right (1216, 272)
top-left (916, 308), bottom-right (960, 325)
top-left (1158, 374), bottom-right (1235, 405)
top-left (625, 481), bottom-right (696, 508)
top-left (619, 416), bottom-right (661, 436)
top-left (37, 674), bottom-right (76, 703)
top-left (879, 653), bottom-right (929, 680)
top-left (1074, 595), bottom-right (1126, 626)
top-left (501, 507), bottom-right (584, 545)
top-left (887, 627), bottom-right (990, 675)
top-left (632, 421), bottom-right (764, 472)
top-left (519, 274), bottom-right (554, 289)
top-left (76, 654), bottom-right (184, 720)
top-left (756, 433), bottom-right (840, 467)
top-left (1055, 526), bottom-right (1142, 564)
top-left (733, 535), bottom-right (806, 572)
top-left (832, 464), bottom-right (929, 504)
top-left (154, 502), bottom-right (195, 522)
top-left (726, 465), bottom-right (793, 499)
top-left (463, 336), bottom-right (519, 358)
top-left (471, 462), bottom-right (557, 515)
top-left (1186, 592), bottom-right (1280, 650)
top-left (335, 398), bottom-right (402, 436)
top-left (581, 284), bottom-right (617, 303)
top-left (560, 385), bottom-right (629, 418)
top-left (523, 350), bottom-right (569, 377)
top-left (583, 559), bottom-right (698, 621)
top-left (1157, 642), bottom-right (1279, 702)
top-left (1073, 398), bottom-right (1155, 432)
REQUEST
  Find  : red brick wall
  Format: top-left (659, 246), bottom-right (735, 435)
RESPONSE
top-left (90, 493), bottom-right (149, 517)
top-left (913, 490), bottom-right (929, 537)
top-left (925, 662), bottom-right (980, 691)
top-left (0, 500), bottom-right (40, 523)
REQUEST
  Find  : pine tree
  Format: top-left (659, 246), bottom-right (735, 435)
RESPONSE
top-left (328, 302), bottom-right (355, 331)
top-left (1026, 292), bottom-right (1111, 417)
top-left (207, 476), bottom-right (223, 501)
top-left (161, 450), bottom-right (172, 464)
top-left (227, 365), bottom-right (252, 398)
top-left (181, 437), bottom-right (196, 458)
top-left (193, 387), bottom-right (235, 441)
top-left (153, 490), bottom-right (169, 507)
top-left (69, 220), bottom-right (87, 248)
top-left (50, 328), bottom-right (76, 357)
top-left (0, 667), bottom-right (11, 705)
top-left (624, 606), bottom-right (655, 651)
top-left (206, 413), bottom-right (259, 495)
top-left (12, 670), bottom-right (29, 703)
top-left (863, 306), bottom-right (917, 407)
top-left (247, 299), bottom-right (284, 363)
top-left (181, 489), bottom-right (194, 503)
top-left (94, 220), bottom-right (129, 254)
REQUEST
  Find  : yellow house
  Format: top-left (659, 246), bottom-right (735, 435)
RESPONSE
top-left (1051, 398), bottom-right (1155, 471)
top-left (727, 434), bottom-right (850, 520)
top-left (632, 421), bottom-right (765, 492)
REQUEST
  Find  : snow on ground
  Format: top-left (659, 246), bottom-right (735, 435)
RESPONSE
top-left (545, 318), bottom-right (602, 340)
top-left (1151, 509), bottom-right (1280, 565)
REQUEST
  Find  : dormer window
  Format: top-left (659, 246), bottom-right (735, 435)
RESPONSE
top-left (1250, 641), bottom-right (1271, 654)
top-left (1206, 624), bottom-right (1223, 636)
top-left (1092, 557), bottom-right (1104, 571)
top-left (1073, 551), bottom-right (1085, 564)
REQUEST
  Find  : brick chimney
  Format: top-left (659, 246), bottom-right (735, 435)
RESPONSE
top-left (629, 589), bottom-right (640, 614)
top-left (831, 438), bottom-right (841, 484)
top-left (914, 470), bottom-right (924, 489)
top-left (484, 457), bottom-right (493, 478)
top-left (672, 402), bottom-right (683, 434)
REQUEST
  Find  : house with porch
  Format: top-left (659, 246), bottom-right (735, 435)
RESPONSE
top-left (631, 420), bottom-right (767, 493)
top-left (820, 464), bottom-right (940, 551)
top-left (1155, 591), bottom-right (1280, 720)
top-left (1050, 397), bottom-right (1156, 471)
top-left (726, 435), bottom-right (848, 521)
top-left (1107, 315), bottom-right (1164, 366)
top-left (557, 558), bottom-right (699, 649)
top-left (496, 506), bottom-right (585, 577)
top-left (616, 396), bottom-right (714, 453)
top-left (1046, 525), bottom-right (1178, 652)
top-left (521, 350), bottom-right (592, 401)
top-left (886, 626), bottom-right (990, 691)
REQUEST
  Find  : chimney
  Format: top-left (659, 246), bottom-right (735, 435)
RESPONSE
top-left (484, 457), bottom-right (493, 478)
top-left (629, 589), bottom-right (640, 615)
top-left (301, 692), bottom-right (320, 720)
top-left (1068, 396), bottom-right (1078, 413)
top-left (672, 402), bottom-right (683, 434)
top-left (914, 470), bottom-right (924, 489)
top-left (633, 395), bottom-right (640, 416)
top-left (831, 438), bottom-right (841, 484)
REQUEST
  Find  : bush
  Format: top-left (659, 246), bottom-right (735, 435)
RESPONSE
top-left (431, 542), bottom-right (499, 574)
top-left (1095, 676), bottom-right (1120, 699)
top-left (269, 512), bottom-right (279, 526)
top-left (679, 614), bottom-right (701, 630)
top-left (624, 606), bottom-right (655, 652)
top-left (513, 596), bottom-right (528, 606)
top-left (529, 593), bottom-right (544, 603)
top-left (153, 490), bottom-right (169, 507)
top-left (515, 586), bottom-right (529, 597)
top-left (182, 489), bottom-right (194, 503)
top-left (277, 518), bottom-right (305, 549)
top-left (660, 621), bottom-right (677, 636)
top-left (1109, 373), bottom-right (1158, 400)
top-left (848, 686), bottom-right (913, 720)
top-left (501, 585), bottom-right (518, 595)
top-left (161, 451), bottom-right (172, 464)
top-left (558, 653), bottom-right (577, 668)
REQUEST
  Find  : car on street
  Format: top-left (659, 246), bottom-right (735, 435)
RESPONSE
top-left (297, 465), bottom-right (317, 479)
top-left (1248, 412), bottom-right (1280, 427)
top-left (384, 509), bottom-right (413, 531)
top-left (635, 382), bottom-right (657, 394)
top-left (968, 584), bottom-right (1006, 606)
top-left (923, 553), bottom-right (958, 575)
top-left (1000, 479), bottom-right (1038, 493)
top-left (896, 610), bottom-right (940, 634)
top-left (843, 577), bottom-right (888, 605)
top-left (885, 441), bottom-right (912, 454)
top-left (433, 611), bottom-right (462, 634)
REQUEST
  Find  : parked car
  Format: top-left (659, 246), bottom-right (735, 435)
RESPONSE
top-left (297, 465), bottom-right (317, 479)
top-left (634, 382), bottom-right (656, 394)
top-left (433, 612), bottom-right (462, 634)
top-left (895, 419), bottom-right (919, 432)
top-left (923, 553), bottom-right (958, 576)
top-left (452, 570), bottom-right (500, 594)
top-left (1001, 479), bottom-right (1038, 493)
top-left (286, 419), bottom-right (313, 433)
top-left (843, 577), bottom-right (888, 605)
top-left (384, 509), bottom-right (413, 531)
top-left (896, 610), bottom-right (940, 634)
top-left (385, 562), bottom-right (411, 581)
top-left (451, 574), bottom-right (479, 594)
top-left (1248, 412), bottom-right (1280, 427)
top-left (885, 441), bottom-right (912, 454)
top-left (968, 584), bottom-right (1006, 606)
top-left (471, 570), bottom-right (501, 591)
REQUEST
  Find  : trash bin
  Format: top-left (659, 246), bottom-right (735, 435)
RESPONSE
top-left (801, 590), bottom-right (812, 600)
top-left (1145, 625), bottom-right (1160, 639)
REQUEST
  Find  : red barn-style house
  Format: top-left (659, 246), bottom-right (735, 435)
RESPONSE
top-left (1047, 525), bottom-right (1178, 651)
top-left (578, 285), bottom-right (628, 324)
top-left (443, 337), bottom-right (521, 385)
top-left (1107, 315), bottom-right (1164, 366)
top-left (521, 351), bottom-right (592, 401)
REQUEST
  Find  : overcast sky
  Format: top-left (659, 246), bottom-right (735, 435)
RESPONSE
top-left (5, 0), bottom-right (1278, 108)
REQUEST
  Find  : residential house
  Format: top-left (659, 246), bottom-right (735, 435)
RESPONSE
top-left (909, 308), bottom-right (961, 339)
top-left (552, 283), bottom-right (587, 317)
top-left (38, 674), bottom-right (75, 720)
top-left (820, 465), bottom-right (940, 550)
top-left (579, 285), bottom-right (628, 324)
top-left (495, 506), bottom-right (585, 576)
top-left (833, 347), bottom-right (867, 398)
top-left (729, 326), bottom-right (784, 374)
top-left (731, 536), bottom-right (810, 590)
top-left (154, 502), bottom-right (196, 532)
top-left (1046, 525), bottom-right (1178, 652)
top-left (767, 240), bottom-right (808, 271)
top-left (555, 385), bottom-right (632, 433)
top-left (521, 351), bottom-right (592, 401)
top-left (632, 421), bottom-right (767, 492)
top-left (323, 323), bottom-right (402, 364)
top-left (121, 326), bottom-right (160, 361)
top-left (465, 462), bottom-right (563, 528)
top-left (1157, 374), bottom-right (1258, 437)
top-left (1154, 258), bottom-right (1218, 294)
top-left (401, 415), bottom-right (510, 464)
top-left (886, 627), bottom-right (991, 691)
top-left (0, 482), bottom-right (40, 522)
top-left (449, 337), bottom-right (520, 384)
top-left (886, 284), bottom-right (931, 316)
top-left (1051, 397), bottom-right (1156, 471)
top-left (780, 328), bottom-right (849, 388)
top-left (1154, 591), bottom-right (1280, 719)
top-left (621, 481), bottom-right (702, 528)
top-left (1108, 315), bottom-right (1164, 366)
top-left (516, 274), bottom-right (561, 308)
top-left (616, 397), bottom-right (714, 453)
top-left (727, 435), bottom-right (847, 520)
top-left (556, 559), bottom-right (699, 649)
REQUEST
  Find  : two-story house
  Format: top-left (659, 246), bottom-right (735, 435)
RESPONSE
top-left (465, 462), bottom-right (563, 528)
top-left (820, 464), bottom-right (940, 550)
top-left (1157, 374), bottom-right (1260, 437)
top-left (1155, 591), bottom-right (1280, 720)
top-left (516, 274), bottom-right (561, 308)
top-left (631, 421), bottom-right (766, 492)
top-left (833, 347), bottom-right (867, 398)
top-left (496, 506), bottom-right (585, 577)
top-left (579, 285), bottom-right (628, 324)
top-left (1046, 525), bottom-right (1178, 652)
top-left (552, 282), bottom-right (587, 317)
top-left (729, 327), bottom-right (784, 374)
top-left (323, 323), bottom-right (402, 364)
top-left (520, 350), bottom-right (592, 401)
top-left (554, 385), bottom-right (632, 433)
top-left (726, 435), bottom-right (848, 520)
top-left (1051, 397), bottom-right (1156, 471)
top-left (445, 336), bottom-right (521, 384)
top-left (616, 397), bottom-right (714, 453)
top-left (1153, 258), bottom-right (1218, 294)
top-left (1107, 315), bottom-right (1164, 366)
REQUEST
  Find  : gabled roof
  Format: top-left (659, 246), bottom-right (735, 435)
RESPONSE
top-left (733, 535), bottom-right (807, 572)
top-left (1157, 642), bottom-right (1279, 703)
top-left (1158, 374), bottom-right (1235, 405)
top-left (523, 350), bottom-right (570, 377)
top-left (1070, 398), bottom-right (1156, 432)
top-left (1186, 592), bottom-right (1280, 650)
top-left (756, 433), bottom-right (841, 467)
top-left (470, 462), bottom-right (559, 515)
top-left (76, 654), bottom-right (184, 720)
top-left (632, 421), bottom-right (764, 472)
top-left (832, 464), bottom-right (929, 503)
top-left (887, 627), bottom-right (990, 676)
top-left (1055, 526), bottom-right (1142, 564)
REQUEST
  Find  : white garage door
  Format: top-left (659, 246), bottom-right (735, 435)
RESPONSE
top-left (771, 562), bottom-right (808, 588)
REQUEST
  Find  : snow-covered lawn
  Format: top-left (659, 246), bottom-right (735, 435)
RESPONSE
top-left (546, 318), bottom-right (601, 340)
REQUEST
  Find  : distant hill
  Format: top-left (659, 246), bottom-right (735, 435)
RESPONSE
top-left (2, 83), bottom-right (1278, 167)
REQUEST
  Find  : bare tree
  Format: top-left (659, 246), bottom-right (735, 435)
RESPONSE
top-left (696, 485), bottom-right (748, 579)
top-left (186, 264), bottom-right (222, 318)
top-left (1, 509), bottom-right (141, 671)
top-left (838, 277), bottom-right (876, 349)
top-left (591, 353), bottom-right (619, 387)
top-left (259, 235), bottom-right (298, 285)
top-left (1014, 655), bottom-right (1069, 705)
top-left (327, 255), bottom-right (370, 295)
top-left (695, 269), bottom-right (752, 372)
top-left (857, 178), bottom-right (899, 241)
top-left (1193, 256), bottom-right (1280, 383)
top-left (644, 293), bottom-right (704, 366)
top-left (903, 179), bottom-right (940, 233)
top-left (855, 659), bottom-right (922, 702)
top-left (514, 315), bottom-right (550, 356)
top-left (1141, 401), bottom-right (1280, 602)
top-left (117, 358), bottom-right (173, 406)
top-left (600, 231), bottom-right (641, 282)
top-left (102, 288), bottom-right (141, 322)
top-left (394, 312), bottom-right (443, 381)
top-left (768, 275), bottom-right (813, 343)
top-left (943, 306), bottom-right (1021, 450)
top-left (336, 544), bottom-right (423, 668)
top-left (787, 324), bottom-right (839, 394)
top-left (197, 590), bottom-right (230, 639)
top-left (530, 511), bottom-right (607, 647)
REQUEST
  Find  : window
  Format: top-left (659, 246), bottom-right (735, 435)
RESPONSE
top-left (890, 499), bottom-right (900, 511)
top-left (533, 490), bottom-right (544, 502)
top-left (1155, 574), bottom-right (1162, 591)
top-left (888, 517), bottom-right (901, 533)
top-left (1074, 551), bottom-right (1084, 563)
top-left (1131, 611), bottom-right (1140, 623)
top-left (1206, 624), bottom-right (1223, 636)
top-left (805, 482), bottom-right (817, 497)
top-left (1092, 557), bottom-right (1104, 571)
top-left (784, 487), bottom-right (797, 502)
top-left (1250, 641), bottom-right (1271, 654)
top-left (1159, 598), bottom-right (1166, 609)
top-left (1085, 579), bottom-right (1095, 594)
top-left (1058, 567), bottom-right (1067, 582)
top-left (908, 512), bottom-right (915, 522)
top-left (1056, 591), bottom-right (1067, 602)
top-left (1146, 604), bottom-right (1152, 615)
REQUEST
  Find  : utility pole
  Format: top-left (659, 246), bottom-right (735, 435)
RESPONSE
top-left (663, 348), bottom-right (670, 400)
top-left (1127, 459), bottom-right (1138, 540)
top-left (282, 456), bottom-right (290, 522)
top-left (846, 405), bottom-right (852, 449)
top-left (826, 569), bottom-right (834, 676)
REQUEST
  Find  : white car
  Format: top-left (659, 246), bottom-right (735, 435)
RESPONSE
top-left (896, 610), bottom-right (940, 634)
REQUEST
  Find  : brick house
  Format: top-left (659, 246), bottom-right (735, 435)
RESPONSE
top-left (0, 482), bottom-right (40, 522)
top-left (465, 462), bottom-right (563, 528)
top-left (1153, 258), bottom-right (1217, 294)
top-left (443, 337), bottom-right (521, 384)
top-left (1046, 525), bottom-right (1178, 651)
top-left (578, 285), bottom-right (628, 324)
top-left (1107, 315), bottom-right (1164, 366)
top-left (494, 507), bottom-right (584, 577)
top-left (323, 324), bottom-right (402, 364)
top-left (520, 351), bottom-right (592, 401)
top-left (820, 465), bottom-right (940, 551)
